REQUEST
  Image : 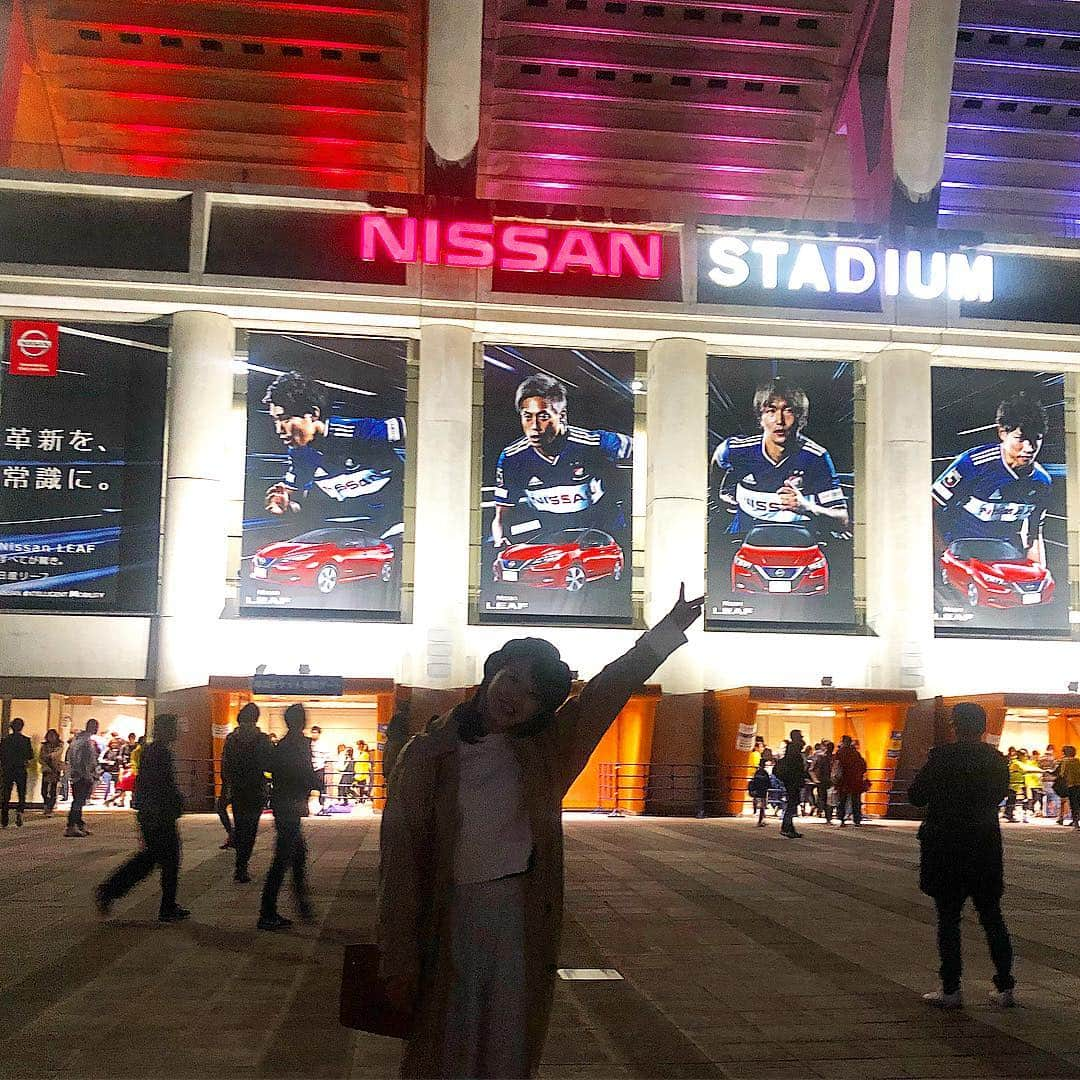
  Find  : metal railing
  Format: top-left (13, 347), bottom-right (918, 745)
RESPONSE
top-left (597, 763), bottom-right (911, 818)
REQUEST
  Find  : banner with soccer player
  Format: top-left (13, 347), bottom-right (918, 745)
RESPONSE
top-left (0, 322), bottom-right (167, 611)
top-left (707, 357), bottom-right (855, 628)
top-left (932, 368), bottom-right (1069, 635)
top-left (240, 333), bottom-right (407, 617)
top-left (479, 345), bottom-right (636, 625)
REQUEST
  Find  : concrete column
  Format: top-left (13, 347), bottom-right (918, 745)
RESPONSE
top-left (888, 0), bottom-right (962, 214)
top-left (155, 311), bottom-right (234, 694)
top-left (645, 338), bottom-right (707, 693)
top-left (425, 0), bottom-right (483, 165)
top-left (865, 348), bottom-right (934, 689)
top-left (410, 321), bottom-right (474, 687)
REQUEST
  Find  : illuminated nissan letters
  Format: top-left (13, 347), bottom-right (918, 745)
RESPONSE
top-left (706, 237), bottom-right (994, 303)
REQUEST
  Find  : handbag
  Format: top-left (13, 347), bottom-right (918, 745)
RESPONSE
top-left (1052, 775), bottom-right (1068, 798)
top-left (339, 942), bottom-right (413, 1039)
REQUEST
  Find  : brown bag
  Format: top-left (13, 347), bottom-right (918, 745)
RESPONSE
top-left (339, 943), bottom-right (413, 1039)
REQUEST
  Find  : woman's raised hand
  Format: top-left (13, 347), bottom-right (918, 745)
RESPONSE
top-left (659, 583), bottom-right (705, 634)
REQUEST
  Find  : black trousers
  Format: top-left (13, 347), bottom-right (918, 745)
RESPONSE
top-left (67, 778), bottom-right (93, 829)
top-left (839, 791), bottom-right (862, 824)
top-left (99, 816), bottom-right (181, 916)
top-left (260, 815), bottom-right (308, 918)
top-left (1068, 786), bottom-right (1080, 824)
top-left (41, 775), bottom-right (59, 811)
top-left (232, 806), bottom-right (262, 875)
top-left (781, 782), bottom-right (801, 833)
top-left (933, 891), bottom-right (1014, 994)
top-left (216, 790), bottom-right (233, 840)
top-left (817, 781), bottom-right (833, 822)
top-left (1, 771), bottom-right (27, 825)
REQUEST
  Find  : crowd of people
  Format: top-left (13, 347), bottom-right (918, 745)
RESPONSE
top-left (747, 732), bottom-right (869, 836)
top-left (1002, 744), bottom-right (1080, 825)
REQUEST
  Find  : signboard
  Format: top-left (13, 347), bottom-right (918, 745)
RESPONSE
top-left (698, 233), bottom-right (994, 311)
top-left (9, 322), bottom-right (59, 376)
top-left (240, 333), bottom-right (407, 618)
top-left (479, 344), bottom-right (636, 625)
top-left (707, 357), bottom-right (856, 629)
top-left (251, 674), bottom-right (345, 696)
top-left (932, 368), bottom-right (1069, 636)
top-left (0, 322), bottom-right (167, 609)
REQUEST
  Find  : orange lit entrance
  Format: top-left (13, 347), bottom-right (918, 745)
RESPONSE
top-left (705, 687), bottom-right (915, 817)
top-left (208, 678), bottom-right (396, 811)
top-left (934, 694), bottom-right (1080, 758)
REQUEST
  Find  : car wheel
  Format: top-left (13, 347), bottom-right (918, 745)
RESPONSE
top-left (565, 565), bottom-right (586, 593)
top-left (380, 561), bottom-right (393, 583)
top-left (612, 561), bottom-right (622, 583)
top-left (966, 582), bottom-right (979, 607)
top-left (316, 565), bottom-right (339, 594)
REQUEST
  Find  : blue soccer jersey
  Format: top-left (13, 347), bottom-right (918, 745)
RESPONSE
top-left (932, 442), bottom-right (1051, 549)
top-left (283, 415), bottom-right (406, 530)
top-left (494, 426), bottom-right (632, 528)
top-left (710, 433), bottom-right (846, 535)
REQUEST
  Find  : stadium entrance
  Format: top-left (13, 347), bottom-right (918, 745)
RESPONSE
top-left (935, 693), bottom-right (1080, 759)
top-left (705, 687), bottom-right (915, 816)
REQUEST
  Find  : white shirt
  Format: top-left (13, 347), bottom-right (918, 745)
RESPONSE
top-left (453, 732), bottom-right (533, 885)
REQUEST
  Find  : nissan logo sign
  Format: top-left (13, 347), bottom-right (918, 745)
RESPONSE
top-left (16, 329), bottom-right (54, 359)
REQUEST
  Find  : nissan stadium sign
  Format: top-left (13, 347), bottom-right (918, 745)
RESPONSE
top-left (698, 233), bottom-right (994, 311)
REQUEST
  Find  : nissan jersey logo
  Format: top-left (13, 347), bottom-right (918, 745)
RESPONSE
top-left (16, 329), bottom-right (54, 359)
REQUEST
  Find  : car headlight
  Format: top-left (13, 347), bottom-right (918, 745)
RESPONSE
top-left (733, 555), bottom-right (752, 569)
top-left (530, 555), bottom-right (564, 569)
top-left (279, 552), bottom-right (314, 564)
top-left (980, 573), bottom-right (1006, 585)
top-left (808, 557), bottom-right (827, 571)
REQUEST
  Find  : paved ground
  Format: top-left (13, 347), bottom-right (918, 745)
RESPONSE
top-left (0, 810), bottom-right (1078, 1080)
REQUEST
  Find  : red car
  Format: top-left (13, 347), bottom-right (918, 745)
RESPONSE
top-left (250, 528), bottom-right (394, 594)
top-left (493, 528), bottom-right (623, 592)
top-left (731, 525), bottom-right (829, 596)
top-left (940, 538), bottom-right (1054, 608)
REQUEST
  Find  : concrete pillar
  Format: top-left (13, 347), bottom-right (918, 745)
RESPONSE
top-left (645, 338), bottom-right (707, 692)
top-left (888, 0), bottom-right (962, 217)
top-left (865, 348), bottom-right (934, 689)
top-left (155, 311), bottom-right (235, 694)
top-left (410, 320), bottom-right (474, 687)
top-left (425, 0), bottom-right (483, 165)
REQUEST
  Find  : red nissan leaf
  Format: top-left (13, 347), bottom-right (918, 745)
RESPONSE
top-left (940, 538), bottom-right (1054, 608)
top-left (493, 528), bottom-right (623, 592)
top-left (731, 525), bottom-right (829, 596)
top-left (250, 528), bottom-right (394, 594)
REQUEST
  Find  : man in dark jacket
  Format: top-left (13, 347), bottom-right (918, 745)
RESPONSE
top-left (96, 714), bottom-right (190, 923)
top-left (0, 717), bottom-right (34, 828)
top-left (909, 702), bottom-right (1015, 1009)
top-left (258, 703), bottom-right (319, 931)
top-left (221, 702), bottom-right (272, 883)
top-left (774, 729), bottom-right (807, 838)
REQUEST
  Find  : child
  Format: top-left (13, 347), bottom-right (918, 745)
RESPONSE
top-left (748, 760), bottom-right (771, 827)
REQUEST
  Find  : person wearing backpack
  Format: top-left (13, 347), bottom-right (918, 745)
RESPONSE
top-left (748, 759), bottom-right (771, 826)
top-left (220, 702), bottom-right (272, 884)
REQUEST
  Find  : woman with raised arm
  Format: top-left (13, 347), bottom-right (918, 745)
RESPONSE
top-left (378, 586), bottom-right (703, 1079)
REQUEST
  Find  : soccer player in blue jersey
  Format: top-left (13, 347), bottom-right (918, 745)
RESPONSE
top-left (933, 393), bottom-right (1051, 567)
top-left (261, 370), bottom-right (406, 534)
top-left (491, 373), bottom-right (632, 548)
top-left (710, 378), bottom-right (849, 535)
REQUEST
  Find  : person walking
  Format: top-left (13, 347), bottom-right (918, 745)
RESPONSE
top-left (773, 730), bottom-right (807, 838)
top-left (65, 720), bottom-right (100, 837)
top-left (378, 586), bottom-right (702, 1080)
top-left (258, 704), bottom-right (318, 930)
top-left (814, 740), bottom-right (836, 824)
top-left (1059, 745), bottom-right (1080, 828)
top-left (38, 729), bottom-right (64, 816)
top-left (95, 714), bottom-right (190, 923)
top-left (835, 734), bottom-right (868, 826)
top-left (1, 718), bottom-right (34, 828)
top-left (909, 702), bottom-right (1016, 1009)
top-left (221, 703), bottom-right (272, 883)
top-left (748, 758), bottom-right (771, 826)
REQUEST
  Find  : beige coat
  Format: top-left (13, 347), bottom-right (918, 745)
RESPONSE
top-left (378, 631), bottom-right (678, 1078)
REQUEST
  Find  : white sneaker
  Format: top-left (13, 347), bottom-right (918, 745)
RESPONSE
top-left (923, 989), bottom-right (963, 1009)
top-left (989, 988), bottom-right (1017, 1008)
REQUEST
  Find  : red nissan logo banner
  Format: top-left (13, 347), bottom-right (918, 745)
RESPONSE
top-left (8, 321), bottom-right (60, 376)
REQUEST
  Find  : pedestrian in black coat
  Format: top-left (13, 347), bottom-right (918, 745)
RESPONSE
top-left (258, 703), bottom-right (319, 931)
top-left (0, 718), bottom-right (34, 828)
top-left (909, 702), bottom-right (1016, 1009)
top-left (221, 702), bottom-right (272, 883)
top-left (96, 714), bottom-right (189, 923)
top-left (774, 730), bottom-right (807, 838)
